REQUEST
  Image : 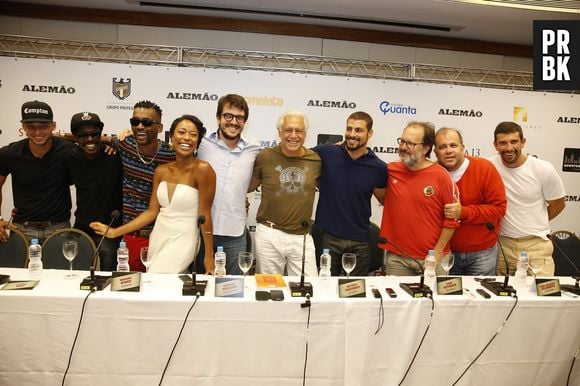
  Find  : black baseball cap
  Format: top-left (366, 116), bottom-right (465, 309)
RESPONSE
top-left (21, 100), bottom-right (53, 123)
top-left (70, 112), bottom-right (104, 133)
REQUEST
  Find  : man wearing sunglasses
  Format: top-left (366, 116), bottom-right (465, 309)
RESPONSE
top-left (0, 100), bottom-right (74, 244)
top-left (197, 94), bottom-right (260, 275)
top-left (65, 112), bottom-right (123, 271)
top-left (106, 100), bottom-right (174, 271)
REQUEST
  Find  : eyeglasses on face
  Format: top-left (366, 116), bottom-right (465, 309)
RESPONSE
top-left (397, 137), bottom-right (423, 148)
top-left (75, 131), bottom-right (101, 140)
top-left (130, 117), bottom-right (160, 127)
top-left (221, 113), bottom-right (246, 123)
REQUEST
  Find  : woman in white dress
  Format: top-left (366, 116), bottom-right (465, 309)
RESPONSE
top-left (91, 115), bottom-right (216, 273)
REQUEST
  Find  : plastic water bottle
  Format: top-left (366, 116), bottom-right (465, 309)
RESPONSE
top-left (28, 238), bottom-right (43, 280)
top-left (514, 251), bottom-right (528, 287)
top-left (424, 250), bottom-right (437, 289)
top-left (319, 249), bottom-right (331, 277)
top-left (214, 246), bottom-right (226, 277)
top-left (116, 241), bottom-right (130, 272)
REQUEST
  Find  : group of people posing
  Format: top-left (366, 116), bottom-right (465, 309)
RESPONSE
top-left (0, 94), bottom-right (566, 278)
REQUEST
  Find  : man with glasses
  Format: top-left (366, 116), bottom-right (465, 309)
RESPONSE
top-left (106, 100), bottom-right (174, 271)
top-left (490, 121), bottom-right (565, 276)
top-left (248, 110), bottom-right (320, 276)
top-left (434, 127), bottom-right (506, 276)
top-left (197, 94), bottom-right (260, 275)
top-left (376, 121), bottom-right (460, 276)
top-left (65, 112), bottom-right (123, 271)
top-left (0, 100), bottom-right (74, 244)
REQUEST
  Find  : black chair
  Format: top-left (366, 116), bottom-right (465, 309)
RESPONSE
top-left (0, 228), bottom-right (29, 268)
top-left (368, 222), bottom-right (384, 274)
top-left (551, 230), bottom-right (579, 276)
top-left (41, 228), bottom-right (97, 270)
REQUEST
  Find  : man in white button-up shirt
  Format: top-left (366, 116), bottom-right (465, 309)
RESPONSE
top-left (197, 94), bottom-right (260, 274)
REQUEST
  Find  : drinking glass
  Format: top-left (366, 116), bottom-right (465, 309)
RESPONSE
top-left (62, 240), bottom-right (78, 279)
top-left (238, 252), bottom-right (253, 292)
top-left (342, 253), bottom-right (357, 278)
top-left (140, 247), bottom-right (152, 285)
top-left (530, 258), bottom-right (545, 285)
top-left (441, 253), bottom-right (455, 276)
top-left (238, 252), bottom-right (253, 276)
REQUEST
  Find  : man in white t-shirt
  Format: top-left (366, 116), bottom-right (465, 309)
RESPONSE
top-left (490, 121), bottom-right (566, 276)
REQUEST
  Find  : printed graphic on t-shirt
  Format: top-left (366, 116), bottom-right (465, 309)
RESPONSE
top-left (275, 165), bottom-right (309, 196)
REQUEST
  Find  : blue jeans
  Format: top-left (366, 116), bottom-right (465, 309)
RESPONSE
top-left (16, 221), bottom-right (70, 245)
top-left (450, 243), bottom-right (498, 276)
top-left (90, 234), bottom-right (121, 272)
top-left (213, 231), bottom-right (247, 275)
top-left (321, 231), bottom-right (371, 276)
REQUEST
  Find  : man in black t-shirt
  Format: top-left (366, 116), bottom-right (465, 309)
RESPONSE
top-left (65, 112), bottom-right (123, 271)
top-left (0, 100), bottom-right (73, 244)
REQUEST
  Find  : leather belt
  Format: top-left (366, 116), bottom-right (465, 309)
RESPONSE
top-left (258, 220), bottom-right (281, 230)
top-left (15, 221), bottom-right (58, 228)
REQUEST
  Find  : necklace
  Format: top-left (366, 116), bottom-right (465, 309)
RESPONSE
top-left (136, 140), bottom-right (160, 165)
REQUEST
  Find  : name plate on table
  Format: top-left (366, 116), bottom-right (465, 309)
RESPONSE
top-left (1, 280), bottom-right (39, 290)
top-left (338, 278), bottom-right (366, 298)
top-left (215, 277), bottom-right (244, 298)
top-left (111, 271), bottom-right (141, 292)
top-left (436, 276), bottom-right (463, 295)
top-left (535, 278), bottom-right (561, 296)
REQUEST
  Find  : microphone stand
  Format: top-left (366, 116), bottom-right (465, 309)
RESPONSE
top-left (183, 215), bottom-right (208, 296)
top-left (290, 221), bottom-right (314, 298)
top-left (547, 234), bottom-right (580, 295)
top-left (383, 237), bottom-right (432, 298)
top-left (80, 210), bottom-right (120, 291)
top-left (481, 223), bottom-right (516, 296)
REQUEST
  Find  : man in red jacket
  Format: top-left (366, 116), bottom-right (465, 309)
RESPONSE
top-left (434, 127), bottom-right (506, 275)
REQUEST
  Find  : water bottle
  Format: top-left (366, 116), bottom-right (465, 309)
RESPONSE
top-left (319, 249), bottom-right (331, 277)
top-left (28, 238), bottom-right (43, 280)
top-left (214, 246), bottom-right (226, 277)
top-left (424, 250), bottom-right (437, 289)
top-left (514, 251), bottom-right (528, 287)
top-left (116, 241), bottom-right (130, 272)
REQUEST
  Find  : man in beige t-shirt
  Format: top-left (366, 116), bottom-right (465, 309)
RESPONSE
top-left (249, 110), bottom-right (321, 276)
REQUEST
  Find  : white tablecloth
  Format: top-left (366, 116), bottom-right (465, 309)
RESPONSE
top-left (0, 268), bottom-right (579, 386)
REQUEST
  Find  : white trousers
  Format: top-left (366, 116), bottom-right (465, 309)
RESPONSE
top-left (254, 223), bottom-right (318, 277)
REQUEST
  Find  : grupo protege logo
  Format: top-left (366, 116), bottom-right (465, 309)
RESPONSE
top-left (112, 78), bottom-right (131, 100)
top-left (379, 101), bottom-right (417, 115)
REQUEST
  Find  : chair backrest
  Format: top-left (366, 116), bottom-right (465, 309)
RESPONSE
top-left (368, 222), bottom-right (384, 273)
top-left (551, 230), bottom-right (579, 276)
top-left (0, 228), bottom-right (29, 268)
top-left (41, 228), bottom-right (97, 270)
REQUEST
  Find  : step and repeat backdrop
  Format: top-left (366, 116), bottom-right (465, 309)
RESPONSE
top-left (1, 56), bottom-right (578, 233)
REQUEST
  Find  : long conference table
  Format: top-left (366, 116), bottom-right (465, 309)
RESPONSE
top-left (0, 268), bottom-right (579, 386)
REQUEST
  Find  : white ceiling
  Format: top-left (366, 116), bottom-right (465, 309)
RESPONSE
top-left (8, 0), bottom-right (580, 45)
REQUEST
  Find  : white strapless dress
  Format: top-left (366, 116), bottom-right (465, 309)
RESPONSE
top-left (148, 181), bottom-right (199, 273)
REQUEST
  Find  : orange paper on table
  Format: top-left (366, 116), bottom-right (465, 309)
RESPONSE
top-left (255, 274), bottom-right (286, 288)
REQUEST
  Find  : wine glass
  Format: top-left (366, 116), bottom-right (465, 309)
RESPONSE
top-left (529, 258), bottom-right (545, 285)
top-left (62, 240), bottom-right (78, 279)
top-left (441, 253), bottom-right (455, 276)
top-left (238, 252), bottom-right (253, 276)
top-left (140, 247), bottom-right (152, 285)
top-left (342, 253), bottom-right (356, 278)
top-left (238, 252), bottom-right (253, 292)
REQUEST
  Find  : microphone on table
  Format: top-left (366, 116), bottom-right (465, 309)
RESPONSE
top-left (290, 221), bottom-right (314, 298)
top-left (80, 210), bottom-right (120, 291)
top-left (546, 233), bottom-right (580, 295)
top-left (377, 235), bottom-right (387, 276)
top-left (382, 237), bottom-right (432, 298)
top-left (183, 215), bottom-right (208, 296)
top-left (481, 223), bottom-right (516, 297)
top-left (4, 207), bottom-right (17, 238)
